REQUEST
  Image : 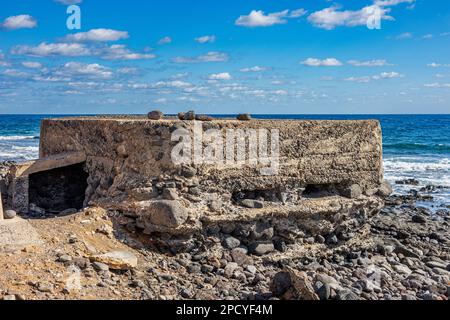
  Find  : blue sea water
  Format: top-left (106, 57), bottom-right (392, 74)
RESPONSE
top-left (0, 114), bottom-right (448, 205)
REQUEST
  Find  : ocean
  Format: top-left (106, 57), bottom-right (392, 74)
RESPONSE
top-left (0, 114), bottom-right (448, 206)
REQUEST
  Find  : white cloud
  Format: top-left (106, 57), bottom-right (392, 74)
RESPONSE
top-left (0, 51), bottom-right (9, 67)
top-left (117, 67), bottom-right (139, 74)
top-left (155, 80), bottom-right (192, 88)
top-left (64, 29), bottom-right (129, 42)
top-left (301, 58), bottom-right (343, 67)
top-left (208, 72), bottom-right (232, 80)
top-left (170, 72), bottom-right (189, 79)
top-left (99, 45), bottom-right (156, 60)
top-left (195, 35), bottom-right (216, 43)
top-left (372, 71), bottom-right (403, 79)
top-left (289, 9), bottom-right (307, 18)
top-left (154, 98), bottom-right (167, 104)
top-left (22, 61), bottom-right (43, 69)
top-left (173, 51), bottom-right (229, 63)
top-left (12, 42), bottom-right (154, 61)
top-left (308, 0), bottom-right (415, 30)
top-left (59, 62), bottom-right (113, 79)
top-left (374, 0), bottom-right (415, 6)
top-left (2, 15), bottom-right (37, 30)
top-left (427, 62), bottom-right (450, 68)
top-left (12, 42), bottom-right (91, 57)
top-left (33, 75), bottom-right (70, 82)
top-left (345, 76), bottom-right (371, 83)
top-left (1, 69), bottom-right (28, 78)
top-left (235, 9), bottom-right (306, 27)
top-left (345, 71), bottom-right (403, 83)
top-left (158, 36), bottom-right (172, 45)
top-left (347, 59), bottom-right (392, 67)
top-left (394, 32), bottom-right (413, 39)
top-left (422, 34), bottom-right (434, 39)
top-left (240, 66), bottom-right (267, 72)
top-left (308, 5), bottom-right (392, 30)
top-left (424, 83), bottom-right (450, 88)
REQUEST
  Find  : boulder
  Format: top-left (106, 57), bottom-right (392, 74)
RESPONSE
top-left (377, 180), bottom-right (393, 197)
top-left (143, 200), bottom-right (188, 228)
top-left (223, 236), bottom-right (240, 249)
top-left (249, 242), bottom-right (274, 256)
top-left (185, 111), bottom-right (195, 120)
top-left (195, 114), bottom-right (214, 121)
top-left (147, 110), bottom-right (164, 120)
top-left (341, 184), bottom-right (362, 199)
top-left (4, 210), bottom-right (17, 220)
top-left (237, 114), bottom-right (252, 121)
top-left (241, 199), bottom-right (264, 209)
top-left (271, 267), bottom-right (320, 300)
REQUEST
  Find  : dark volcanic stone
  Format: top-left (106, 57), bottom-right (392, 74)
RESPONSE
top-left (270, 271), bottom-right (292, 297)
top-left (396, 179), bottom-right (420, 186)
top-left (316, 283), bottom-right (331, 300)
top-left (274, 239), bottom-right (287, 252)
top-left (147, 110), bottom-right (164, 120)
top-left (181, 165), bottom-right (197, 178)
top-left (237, 114), bottom-right (252, 121)
top-left (377, 181), bottom-right (393, 197)
top-left (326, 234), bottom-right (338, 245)
top-left (185, 111), bottom-right (195, 120)
top-left (195, 114), bottom-right (214, 121)
top-left (337, 289), bottom-right (360, 300)
top-left (412, 215), bottom-right (427, 224)
top-left (146, 200), bottom-right (188, 228)
top-left (241, 199), bottom-right (264, 209)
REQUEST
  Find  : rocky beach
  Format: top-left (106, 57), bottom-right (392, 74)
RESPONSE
top-left (0, 115), bottom-right (448, 301)
top-left (0, 165), bottom-right (449, 300)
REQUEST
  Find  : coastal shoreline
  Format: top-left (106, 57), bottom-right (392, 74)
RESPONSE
top-left (0, 158), bottom-right (448, 300)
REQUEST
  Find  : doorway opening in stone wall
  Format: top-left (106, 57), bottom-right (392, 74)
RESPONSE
top-left (28, 162), bottom-right (89, 214)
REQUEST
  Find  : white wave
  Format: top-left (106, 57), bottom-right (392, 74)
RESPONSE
top-left (383, 157), bottom-right (450, 172)
top-left (383, 157), bottom-right (450, 194)
top-left (12, 146), bottom-right (39, 152)
top-left (0, 135), bottom-right (38, 141)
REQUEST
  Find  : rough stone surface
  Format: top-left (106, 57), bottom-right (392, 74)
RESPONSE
top-left (249, 242), bottom-right (275, 256)
top-left (0, 218), bottom-right (43, 252)
top-left (237, 114), bottom-right (252, 121)
top-left (91, 251), bottom-right (138, 270)
top-left (10, 117), bottom-right (385, 242)
top-left (377, 180), bottom-right (393, 197)
top-left (241, 199), bottom-right (264, 209)
top-left (139, 200), bottom-right (188, 229)
top-left (4, 210), bottom-right (17, 220)
top-left (342, 184), bottom-right (363, 199)
top-left (147, 110), bottom-right (164, 120)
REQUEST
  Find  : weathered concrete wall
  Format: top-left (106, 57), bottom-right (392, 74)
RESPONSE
top-left (39, 117), bottom-right (383, 207)
top-left (36, 117), bottom-right (385, 240)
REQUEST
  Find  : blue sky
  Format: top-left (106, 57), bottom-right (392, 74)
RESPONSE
top-left (0, 0), bottom-right (449, 114)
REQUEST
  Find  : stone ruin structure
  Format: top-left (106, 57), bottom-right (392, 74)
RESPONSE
top-left (3, 116), bottom-right (390, 252)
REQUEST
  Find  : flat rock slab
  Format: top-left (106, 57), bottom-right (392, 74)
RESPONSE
top-left (90, 251), bottom-right (138, 270)
top-left (0, 218), bottom-right (43, 253)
